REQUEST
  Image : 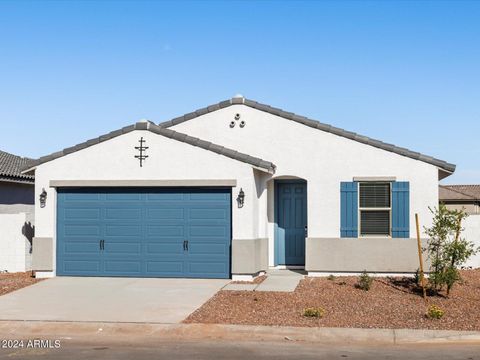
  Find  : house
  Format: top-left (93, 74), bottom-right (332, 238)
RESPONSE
top-left (439, 184), bottom-right (480, 269)
top-left (0, 150), bottom-right (35, 272)
top-left (439, 185), bottom-right (480, 214)
top-left (22, 96), bottom-right (456, 279)
top-left (0, 150), bottom-right (35, 213)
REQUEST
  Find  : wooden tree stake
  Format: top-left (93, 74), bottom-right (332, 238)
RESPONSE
top-left (415, 213), bottom-right (427, 302)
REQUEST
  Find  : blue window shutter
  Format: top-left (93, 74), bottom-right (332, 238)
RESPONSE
top-left (340, 182), bottom-right (358, 237)
top-left (392, 181), bottom-right (410, 238)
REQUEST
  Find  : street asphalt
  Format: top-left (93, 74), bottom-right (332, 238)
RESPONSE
top-left (0, 339), bottom-right (479, 359)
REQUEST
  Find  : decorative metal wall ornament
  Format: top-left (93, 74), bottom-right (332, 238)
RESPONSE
top-left (39, 188), bottom-right (47, 208)
top-left (236, 188), bottom-right (245, 208)
top-left (134, 137), bottom-right (149, 167)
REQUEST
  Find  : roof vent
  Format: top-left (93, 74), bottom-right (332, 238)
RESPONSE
top-left (232, 94), bottom-right (244, 99)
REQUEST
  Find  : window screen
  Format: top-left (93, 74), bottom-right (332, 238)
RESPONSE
top-left (359, 182), bottom-right (391, 236)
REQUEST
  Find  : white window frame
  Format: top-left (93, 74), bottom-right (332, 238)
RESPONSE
top-left (358, 182), bottom-right (392, 238)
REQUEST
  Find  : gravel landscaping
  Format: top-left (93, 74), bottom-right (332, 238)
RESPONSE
top-left (230, 275), bottom-right (267, 285)
top-left (184, 269), bottom-right (480, 330)
top-left (0, 272), bottom-right (43, 296)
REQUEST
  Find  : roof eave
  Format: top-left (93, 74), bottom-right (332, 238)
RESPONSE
top-left (438, 166), bottom-right (456, 181)
top-left (22, 121), bottom-right (277, 175)
top-left (159, 97), bottom-right (456, 174)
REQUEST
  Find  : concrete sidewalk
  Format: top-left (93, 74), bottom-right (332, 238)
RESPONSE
top-left (224, 269), bottom-right (304, 292)
top-left (1, 321), bottom-right (479, 345)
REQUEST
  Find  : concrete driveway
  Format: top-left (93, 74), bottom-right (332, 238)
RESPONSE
top-left (0, 277), bottom-right (228, 323)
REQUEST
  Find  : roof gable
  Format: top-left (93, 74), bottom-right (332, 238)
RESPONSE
top-left (159, 96), bottom-right (456, 176)
top-left (22, 121), bottom-right (276, 174)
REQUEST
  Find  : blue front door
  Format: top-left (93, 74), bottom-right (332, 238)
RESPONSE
top-left (276, 181), bottom-right (307, 265)
top-left (56, 188), bottom-right (231, 279)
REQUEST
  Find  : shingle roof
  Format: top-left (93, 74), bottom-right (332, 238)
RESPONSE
top-left (22, 121), bottom-right (276, 174)
top-left (0, 150), bottom-right (34, 183)
top-left (159, 96), bottom-right (456, 175)
top-left (439, 185), bottom-right (480, 201)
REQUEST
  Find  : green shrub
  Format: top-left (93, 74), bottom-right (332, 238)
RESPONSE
top-left (414, 268), bottom-right (420, 285)
top-left (327, 275), bottom-right (336, 281)
top-left (303, 307), bottom-right (325, 318)
top-left (356, 271), bottom-right (373, 291)
top-left (426, 304), bottom-right (445, 319)
top-left (425, 205), bottom-right (478, 296)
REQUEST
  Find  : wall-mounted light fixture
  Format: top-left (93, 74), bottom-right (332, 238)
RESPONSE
top-left (237, 188), bottom-right (245, 208)
top-left (39, 188), bottom-right (47, 208)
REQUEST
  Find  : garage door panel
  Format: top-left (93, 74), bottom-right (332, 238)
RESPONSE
top-left (186, 261), bottom-right (228, 278)
top-left (104, 260), bottom-right (141, 273)
top-left (62, 260), bottom-right (101, 273)
top-left (146, 225), bottom-right (184, 237)
top-left (64, 242), bottom-right (100, 254)
top-left (188, 243), bottom-right (228, 255)
top-left (63, 224), bottom-right (101, 236)
top-left (57, 188), bottom-right (231, 278)
top-left (104, 241), bottom-right (141, 254)
top-left (105, 193), bottom-right (142, 201)
top-left (105, 208), bottom-right (142, 220)
top-left (147, 193), bottom-right (184, 201)
top-left (189, 192), bottom-right (229, 201)
top-left (189, 225), bottom-right (227, 237)
top-left (64, 208), bottom-right (101, 220)
top-left (189, 208), bottom-right (227, 220)
top-left (146, 261), bottom-right (184, 275)
top-left (146, 208), bottom-right (184, 220)
top-left (105, 224), bottom-right (142, 236)
top-left (64, 193), bottom-right (101, 201)
top-left (146, 242), bottom-right (183, 254)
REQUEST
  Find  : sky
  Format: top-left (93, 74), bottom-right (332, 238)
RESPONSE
top-left (0, 0), bottom-right (479, 184)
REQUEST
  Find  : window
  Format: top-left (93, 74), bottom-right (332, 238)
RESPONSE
top-left (359, 182), bottom-right (391, 236)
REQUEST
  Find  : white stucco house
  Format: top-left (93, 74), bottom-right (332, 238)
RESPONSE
top-left (23, 95), bottom-right (455, 280)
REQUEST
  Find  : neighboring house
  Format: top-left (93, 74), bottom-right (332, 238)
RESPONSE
top-left (439, 185), bottom-right (480, 214)
top-left (0, 150), bottom-right (35, 272)
top-left (23, 96), bottom-right (456, 279)
top-left (439, 185), bottom-right (480, 269)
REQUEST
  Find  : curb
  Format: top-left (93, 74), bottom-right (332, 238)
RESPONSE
top-left (1, 321), bottom-right (480, 345)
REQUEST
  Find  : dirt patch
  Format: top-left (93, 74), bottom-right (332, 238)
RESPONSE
top-left (184, 269), bottom-right (480, 330)
top-left (0, 272), bottom-right (43, 296)
top-left (230, 275), bottom-right (267, 285)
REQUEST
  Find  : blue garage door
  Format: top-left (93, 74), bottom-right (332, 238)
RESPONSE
top-left (56, 188), bottom-right (231, 278)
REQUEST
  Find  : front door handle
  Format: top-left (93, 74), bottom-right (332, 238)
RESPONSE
top-left (304, 226), bottom-right (308, 237)
top-left (186, 240), bottom-right (188, 251)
